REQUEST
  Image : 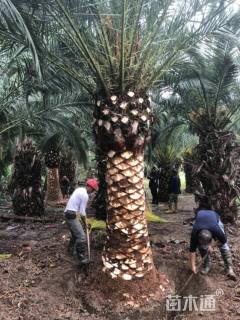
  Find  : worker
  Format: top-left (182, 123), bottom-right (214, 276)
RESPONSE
top-left (168, 169), bottom-right (181, 213)
top-left (189, 197), bottom-right (236, 279)
top-left (64, 179), bottom-right (98, 265)
top-left (61, 175), bottom-right (70, 199)
top-left (148, 167), bottom-right (159, 205)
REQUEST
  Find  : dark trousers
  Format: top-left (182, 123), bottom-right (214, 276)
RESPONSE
top-left (64, 210), bottom-right (87, 263)
top-left (150, 186), bottom-right (158, 204)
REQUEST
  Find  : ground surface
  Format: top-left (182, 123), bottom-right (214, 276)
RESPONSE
top-left (0, 193), bottom-right (240, 320)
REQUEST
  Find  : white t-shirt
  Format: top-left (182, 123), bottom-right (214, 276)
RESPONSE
top-left (64, 187), bottom-right (89, 216)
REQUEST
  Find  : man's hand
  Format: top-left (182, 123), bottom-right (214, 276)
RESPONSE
top-left (189, 252), bottom-right (197, 274)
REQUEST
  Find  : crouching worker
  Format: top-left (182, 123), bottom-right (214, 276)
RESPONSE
top-left (189, 198), bottom-right (236, 280)
top-left (64, 179), bottom-right (98, 265)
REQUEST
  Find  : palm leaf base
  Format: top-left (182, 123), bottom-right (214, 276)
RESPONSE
top-left (13, 189), bottom-right (44, 216)
top-left (158, 167), bottom-right (171, 202)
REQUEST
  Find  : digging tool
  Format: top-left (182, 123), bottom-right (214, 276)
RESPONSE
top-left (84, 215), bottom-right (91, 261)
top-left (77, 213), bottom-right (91, 262)
top-left (178, 253), bottom-right (209, 296)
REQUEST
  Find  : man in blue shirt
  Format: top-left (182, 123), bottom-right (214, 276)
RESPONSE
top-left (189, 197), bottom-right (236, 279)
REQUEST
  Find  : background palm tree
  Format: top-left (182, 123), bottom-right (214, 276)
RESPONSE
top-left (11, 139), bottom-right (44, 216)
top-left (172, 41), bottom-right (240, 222)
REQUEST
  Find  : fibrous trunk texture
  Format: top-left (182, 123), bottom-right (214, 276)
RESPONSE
top-left (158, 166), bottom-right (171, 202)
top-left (94, 150), bottom-right (107, 220)
top-left (184, 155), bottom-right (198, 193)
top-left (192, 130), bottom-right (240, 223)
top-left (11, 139), bottom-right (44, 216)
top-left (59, 156), bottom-right (76, 193)
top-left (93, 92), bottom-right (154, 280)
top-left (45, 168), bottom-right (63, 204)
top-left (45, 150), bottom-right (63, 205)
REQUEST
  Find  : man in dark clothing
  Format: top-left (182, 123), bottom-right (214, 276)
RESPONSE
top-left (189, 199), bottom-right (236, 279)
top-left (148, 167), bottom-right (159, 205)
top-left (168, 170), bottom-right (181, 213)
top-left (61, 175), bottom-right (70, 199)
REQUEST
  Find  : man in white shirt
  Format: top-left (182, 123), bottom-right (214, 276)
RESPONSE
top-left (64, 179), bottom-right (98, 265)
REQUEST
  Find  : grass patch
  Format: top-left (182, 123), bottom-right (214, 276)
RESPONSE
top-left (0, 254), bottom-right (12, 262)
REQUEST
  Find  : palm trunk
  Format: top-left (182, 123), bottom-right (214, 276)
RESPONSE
top-left (59, 156), bottom-right (76, 196)
top-left (184, 157), bottom-right (198, 193)
top-left (94, 149), bottom-right (107, 220)
top-left (192, 130), bottom-right (240, 223)
top-left (45, 168), bottom-right (63, 204)
top-left (158, 166), bottom-right (171, 202)
top-left (103, 150), bottom-right (153, 280)
top-left (93, 92), bottom-right (154, 280)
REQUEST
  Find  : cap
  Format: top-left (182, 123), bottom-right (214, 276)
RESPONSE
top-left (86, 178), bottom-right (98, 191)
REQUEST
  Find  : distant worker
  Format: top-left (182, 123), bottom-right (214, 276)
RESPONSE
top-left (61, 175), bottom-right (70, 199)
top-left (68, 181), bottom-right (77, 196)
top-left (148, 167), bottom-right (159, 205)
top-left (168, 169), bottom-right (181, 213)
top-left (64, 179), bottom-right (98, 265)
top-left (189, 197), bottom-right (236, 279)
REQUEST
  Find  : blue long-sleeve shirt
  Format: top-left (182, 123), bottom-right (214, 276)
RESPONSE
top-left (189, 210), bottom-right (227, 252)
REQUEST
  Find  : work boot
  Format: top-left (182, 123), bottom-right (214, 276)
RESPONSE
top-left (173, 203), bottom-right (178, 213)
top-left (76, 241), bottom-right (89, 265)
top-left (201, 254), bottom-right (211, 275)
top-left (166, 203), bottom-right (173, 213)
top-left (220, 249), bottom-right (236, 280)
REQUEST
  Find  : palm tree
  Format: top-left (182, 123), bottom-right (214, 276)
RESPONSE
top-left (11, 139), bottom-right (44, 216)
top-left (174, 42), bottom-right (240, 222)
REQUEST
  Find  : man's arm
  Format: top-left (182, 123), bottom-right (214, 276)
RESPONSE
top-left (78, 192), bottom-right (89, 216)
top-left (189, 252), bottom-right (197, 274)
top-left (189, 229), bottom-right (198, 273)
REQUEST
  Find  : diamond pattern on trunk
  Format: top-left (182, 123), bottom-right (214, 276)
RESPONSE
top-left (103, 150), bottom-right (153, 280)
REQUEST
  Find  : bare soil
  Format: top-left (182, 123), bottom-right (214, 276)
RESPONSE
top-left (0, 194), bottom-right (240, 320)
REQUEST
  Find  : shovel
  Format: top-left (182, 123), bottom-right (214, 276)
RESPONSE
top-left (178, 253), bottom-right (209, 295)
top-left (84, 215), bottom-right (91, 261)
top-left (77, 214), bottom-right (91, 263)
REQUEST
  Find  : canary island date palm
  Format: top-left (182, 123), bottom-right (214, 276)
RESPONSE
top-left (175, 42), bottom-right (240, 222)
top-left (37, 0), bottom-right (235, 280)
top-left (11, 139), bottom-right (44, 216)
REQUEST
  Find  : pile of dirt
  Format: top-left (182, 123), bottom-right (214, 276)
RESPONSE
top-left (85, 264), bottom-right (172, 307)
